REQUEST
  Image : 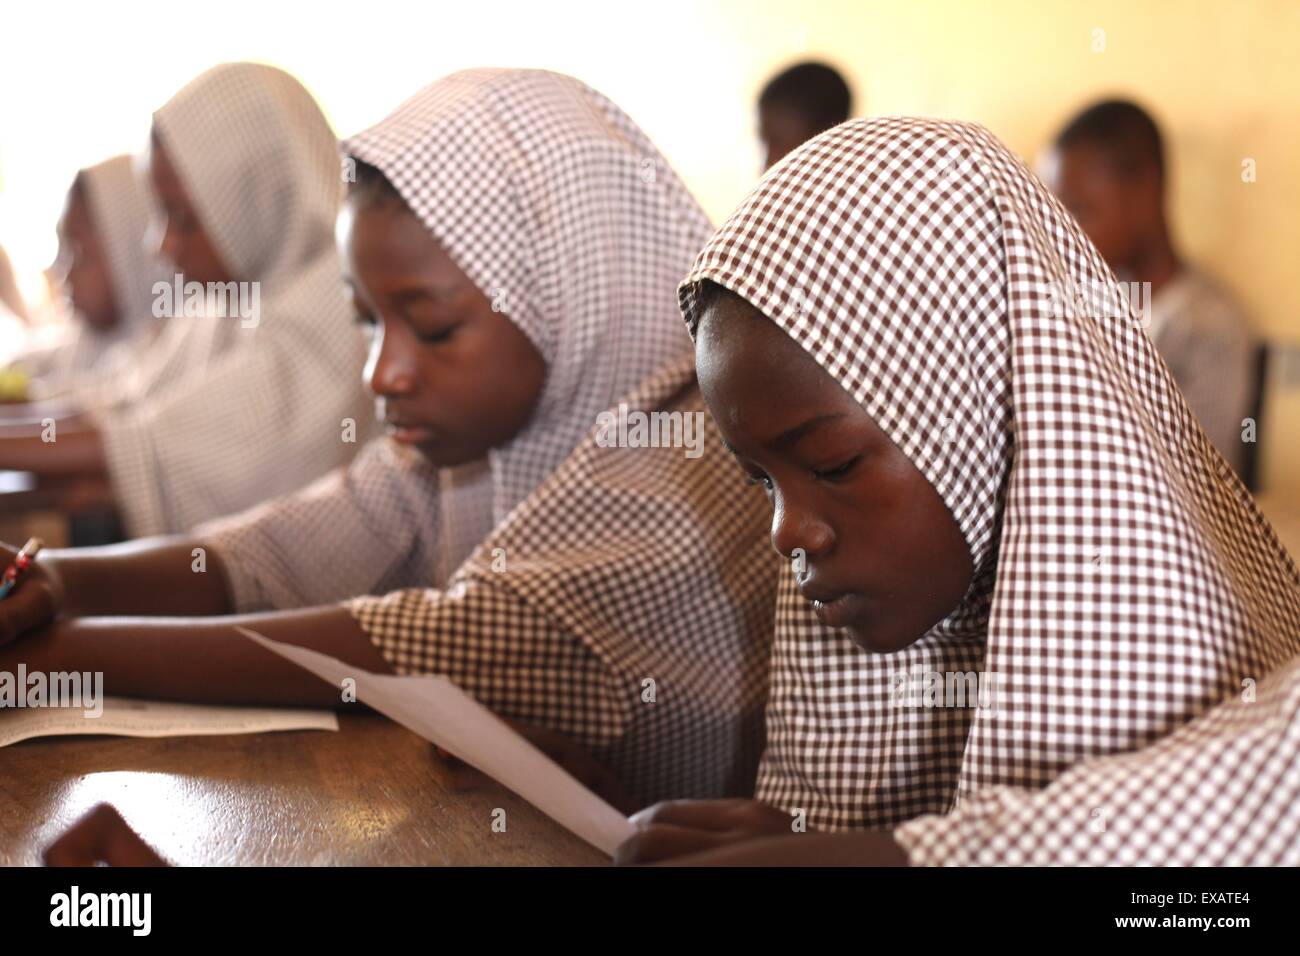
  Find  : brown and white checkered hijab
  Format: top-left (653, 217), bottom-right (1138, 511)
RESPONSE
top-left (153, 63), bottom-right (342, 287)
top-left (344, 69), bottom-right (710, 567)
top-left (93, 63), bottom-right (370, 535)
top-left (680, 117), bottom-right (1300, 830)
top-left (39, 154), bottom-right (164, 393)
top-left (78, 155), bottom-right (163, 339)
top-left (322, 71), bottom-right (777, 803)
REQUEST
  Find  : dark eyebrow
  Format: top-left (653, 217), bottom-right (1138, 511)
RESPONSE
top-left (391, 288), bottom-right (435, 307)
top-left (770, 413), bottom-right (848, 451)
top-left (394, 283), bottom-right (465, 307)
top-left (720, 413), bottom-right (848, 459)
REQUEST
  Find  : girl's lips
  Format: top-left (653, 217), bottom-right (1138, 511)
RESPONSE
top-left (385, 423), bottom-right (438, 445)
top-left (811, 592), bottom-right (871, 630)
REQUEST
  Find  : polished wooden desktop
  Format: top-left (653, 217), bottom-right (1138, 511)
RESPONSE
top-left (0, 713), bottom-right (607, 866)
top-left (1, 476), bottom-right (606, 866)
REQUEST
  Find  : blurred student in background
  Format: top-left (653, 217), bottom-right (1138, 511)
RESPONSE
top-left (757, 60), bottom-right (853, 171)
top-left (2, 155), bottom-right (164, 403)
top-left (0, 63), bottom-right (370, 535)
top-left (1047, 99), bottom-right (1257, 477)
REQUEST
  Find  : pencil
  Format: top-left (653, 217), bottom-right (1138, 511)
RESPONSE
top-left (0, 536), bottom-right (44, 600)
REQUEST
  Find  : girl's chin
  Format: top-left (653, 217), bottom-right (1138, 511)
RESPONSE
top-left (844, 624), bottom-right (918, 655)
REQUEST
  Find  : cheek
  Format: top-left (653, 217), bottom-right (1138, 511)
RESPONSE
top-left (839, 468), bottom-right (972, 628)
top-left (168, 233), bottom-right (198, 276)
top-left (171, 229), bottom-right (226, 284)
top-left (93, 270), bottom-right (116, 317)
top-left (473, 322), bottom-right (545, 426)
top-left (196, 237), bottom-right (228, 280)
top-left (429, 329), bottom-right (543, 435)
top-left (886, 486), bottom-right (972, 621)
top-left (481, 347), bottom-right (545, 434)
top-left (69, 261), bottom-right (112, 317)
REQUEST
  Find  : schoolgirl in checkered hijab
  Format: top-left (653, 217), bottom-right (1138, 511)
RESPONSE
top-left (201, 70), bottom-right (777, 805)
top-left (89, 63), bottom-right (371, 536)
top-left (20, 155), bottom-right (164, 399)
top-left (679, 117), bottom-right (1300, 854)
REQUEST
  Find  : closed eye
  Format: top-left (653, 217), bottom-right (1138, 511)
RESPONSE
top-left (813, 455), bottom-right (861, 482)
top-left (417, 324), bottom-right (458, 345)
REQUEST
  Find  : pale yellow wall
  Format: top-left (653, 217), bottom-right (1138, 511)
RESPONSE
top-left (684, 0), bottom-right (1300, 492)
top-left (2, 0), bottom-right (1296, 486)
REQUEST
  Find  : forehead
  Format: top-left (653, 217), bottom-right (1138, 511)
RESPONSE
top-left (758, 103), bottom-right (816, 139)
top-left (339, 193), bottom-right (459, 283)
top-left (695, 293), bottom-right (854, 431)
top-left (1055, 142), bottom-right (1121, 189)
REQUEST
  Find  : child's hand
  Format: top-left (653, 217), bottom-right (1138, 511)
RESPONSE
top-left (614, 799), bottom-right (801, 865)
top-left (0, 540), bottom-right (62, 647)
top-left (44, 804), bottom-right (169, 867)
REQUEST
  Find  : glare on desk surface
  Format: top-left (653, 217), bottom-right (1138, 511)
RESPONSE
top-left (0, 471), bottom-right (38, 494)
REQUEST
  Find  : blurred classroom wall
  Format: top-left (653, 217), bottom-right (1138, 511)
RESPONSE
top-left (2, 0), bottom-right (1297, 489)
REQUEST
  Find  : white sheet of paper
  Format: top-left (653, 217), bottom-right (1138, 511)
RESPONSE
top-left (0, 696), bottom-right (337, 747)
top-left (237, 627), bottom-right (636, 856)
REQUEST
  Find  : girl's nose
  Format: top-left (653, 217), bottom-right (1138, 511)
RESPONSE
top-left (365, 319), bottom-right (418, 397)
top-left (770, 488), bottom-right (834, 562)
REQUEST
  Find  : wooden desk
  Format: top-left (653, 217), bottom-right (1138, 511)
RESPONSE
top-left (0, 714), bottom-right (607, 866)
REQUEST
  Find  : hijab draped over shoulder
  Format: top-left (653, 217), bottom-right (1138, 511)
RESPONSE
top-left (679, 117), bottom-right (1300, 844)
top-left (202, 71), bottom-right (780, 805)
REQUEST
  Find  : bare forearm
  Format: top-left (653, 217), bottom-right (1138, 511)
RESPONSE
top-left (660, 831), bottom-right (911, 866)
top-left (13, 605), bottom-right (392, 708)
top-left (47, 537), bottom-right (234, 617)
top-left (0, 422), bottom-right (106, 476)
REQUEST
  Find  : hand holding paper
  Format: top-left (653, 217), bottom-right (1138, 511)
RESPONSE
top-left (236, 627), bottom-right (636, 856)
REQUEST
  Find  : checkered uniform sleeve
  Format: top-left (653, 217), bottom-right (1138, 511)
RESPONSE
top-left (196, 439), bottom-right (432, 611)
top-left (348, 580), bottom-right (630, 749)
top-left (894, 655), bottom-right (1300, 866)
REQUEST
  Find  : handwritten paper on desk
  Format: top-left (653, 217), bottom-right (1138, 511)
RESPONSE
top-left (237, 627), bottom-right (637, 856)
top-left (0, 696), bottom-right (338, 747)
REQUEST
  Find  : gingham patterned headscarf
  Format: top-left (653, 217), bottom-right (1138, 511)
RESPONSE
top-left (194, 70), bottom-right (778, 805)
top-left (153, 63), bottom-right (341, 287)
top-left (343, 69), bottom-right (710, 562)
top-left (78, 155), bottom-right (161, 335)
top-left (94, 62), bottom-right (370, 535)
top-left (679, 117), bottom-right (1300, 829)
top-left (49, 155), bottom-right (163, 383)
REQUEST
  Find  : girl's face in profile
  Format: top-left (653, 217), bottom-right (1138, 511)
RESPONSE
top-left (337, 188), bottom-right (547, 467)
top-left (53, 182), bottom-right (117, 331)
top-left (146, 131), bottom-right (234, 286)
top-left (695, 290), bottom-right (974, 653)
